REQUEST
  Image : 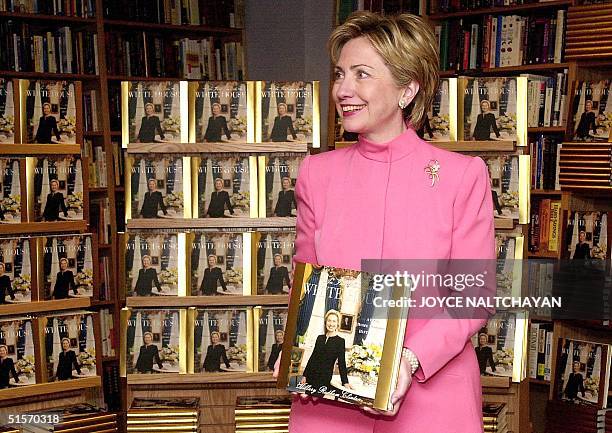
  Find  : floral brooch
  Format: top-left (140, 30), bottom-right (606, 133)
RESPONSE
top-left (424, 159), bottom-right (440, 187)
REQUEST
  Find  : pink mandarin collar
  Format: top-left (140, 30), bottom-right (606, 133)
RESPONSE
top-left (355, 127), bottom-right (420, 163)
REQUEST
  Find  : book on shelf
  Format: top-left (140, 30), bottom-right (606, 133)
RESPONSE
top-left (121, 232), bottom-right (187, 297)
top-left (256, 81), bottom-right (320, 147)
top-left (90, 197), bottom-right (111, 244)
top-left (188, 307), bottom-right (253, 373)
top-left (121, 81), bottom-right (188, 147)
top-left (495, 230), bottom-right (524, 299)
top-left (100, 308), bottom-right (116, 357)
top-left (0, 316), bottom-right (37, 387)
top-left (526, 261), bottom-right (554, 319)
top-left (0, 0), bottom-right (96, 17)
top-left (278, 262), bottom-right (411, 410)
top-left (258, 154), bottom-right (303, 218)
top-left (566, 211), bottom-right (609, 261)
top-left (83, 89), bottom-right (100, 133)
top-left (37, 310), bottom-right (99, 382)
top-left (253, 306), bottom-right (287, 373)
top-left (528, 198), bottom-right (562, 254)
top-left (38, 233), bottom-right (96, 300)
top-left (571, 80), bottom-right (612, 142)
top-left (191, 155), bottom-right (258, 218)
top-left (0, 157), bottom-right (26, 224)
top-left (472, 311), bottom-right (528, 382)
top-left (546, 400), bottom-right (610, 433)
top-left (102, 363), bottom-right (121, 411)
top-left (529, 134), bottom-right (561, 191)
top-left (0, 237), bottom-right (34, 303)
top-left (112, 141), bottom-right (124, 187)
top-left (83, 139), bottom-right (108, 188)
top-left (121, 308), bottom-right (187, 376)
top-left (553, 337), bottom-right (612, 408)
top-left (127, 397), bottom-right (199, 431)
top-left (527, 322), bottom-right (553, 381)
top-left (0, 78), bottom-right (18, 145)
top-left (521, 70), bottom-right (568, 128)
top-left (16, 404), bottom-right (117, 433)
top-left (459, 77), bottom-right (527, 146)
top-left (189, 81), bottom-right (254, 143)
top-left (98, 255), bottom-right (111, 301)
top-left (27, 154), bottom-right (87, 222)
top-left (188, 232), bottom-right (252, 296)
top-left (480, 153), bottom-right (529, 223)
top-left (419, 77), bottom-right (457, 142)
top-left (126, 154), bottom-right (191, 220)
top-left (254, 230), bottom-right (295, 296)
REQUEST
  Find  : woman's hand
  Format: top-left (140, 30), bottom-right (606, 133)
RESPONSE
top-left (362, 357), bottom-right (412, 417)
top-left (343, 383), bottom-right (354, 390)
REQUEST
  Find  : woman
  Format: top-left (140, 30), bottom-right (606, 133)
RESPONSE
top-left (42, 179), bottom-right (68, 221)
top-left (204, 102), bottom-right (232, 142)
top-left (267, 330), bottom-right (284, 371)
top-left (474, 332), bottom-right (495, 374)
top-left (134, 255), bottom-right (162, 296)
top-left (572, 230), bottom-right (591, 260)
top-left (563, 361), bottom-right (586, 400)
top-left (140, 178), bottom-right (167, 218)
top-left (34, 102), bottom-right (61, 143)
top-left (203, 331), bottom-right (231, 372)
top-left (199, 255), bottom-right (227, 295)
top-left (270, 103), bottom-right (297, 142)
top-left (52, 257), bottom-right (77, 299)
top-left (574, 99), bottom-right (597, 140)
top-left (136, 103), bottom-right (164, 143)
top-left (56, 338), bottom-right (81, 380)
top-left (472, 100), bottom-right (500, 140)
top-left (300, 310), bottom-right (352, 393)
top-left (0, 263), bottom-right (16, 304)
top-left (135, 332), bottom-right (163, 373)
top-left (283, 12), bottom-right (495, 433)
top-left (0, 345), bottom-right (19, 388)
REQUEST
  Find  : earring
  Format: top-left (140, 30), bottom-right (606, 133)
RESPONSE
top-left (399, 99), bottom-right (406, 109)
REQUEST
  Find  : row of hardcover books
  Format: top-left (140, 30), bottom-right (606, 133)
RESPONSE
top-left (432, 0), bottom-right (554, 14)
top-left (10, 404), bottom-right (117, 433)
top-left (528, 322), bottom-right (553, 381)
top-left (178, 37), bottom-right (245, 81)
top-left (546, 397), bottom-right (612, 433)
top-left (529, 134), bottom-right (561, 191)
top-left (127, 398), bottom-right (199, 433)
top-left (523, 70), bottom-right (568, 128)
top-left (234, 396), bottom-right (291, 433)
top-left (0, 0), bottom-right (96, 16)
top-left (434, 11), bottom-right (565, 71)
top-left (482, 402), bottom-right (508, 433)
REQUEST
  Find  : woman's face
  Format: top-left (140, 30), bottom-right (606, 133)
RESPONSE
top-left (62, 339), bottom-right (70, 350)
top-left (275, 331), bottom-right (284, 344)
top-left (579, 232), bottom-right (586, 242)
top-left (479, 334), bottom-right (487, 346)
top-left (145, 104), bottom-right (154, 115)
top-left (214, 179), bottom-right (224, 191)
top-left (0, 347), bottom-right (6, 357)
top-left (144, 333), bottom-right (152, 345)
top-left (277, 104), bottom-right (287, 116)
top-left (142, 257), bottom-right (151, 268)
top-left (50, 181), bottom-right (59, 192)
top-left (212, 104), bottom-right (221, 116)
top-left (207, 255), bottom-right (216, 267)
top-left (586, 100), bottom-right (593, 111)
top-left (573, 362), bottom-right (580, 373)
top-left (60, 259), bottom-right (68, 271)
top-left (332, 37), bottom-right (409, 143)
top-left (480, 101), bottom-right (490, 112)
top-left (211, 333), bottom-right (219, 344)
top-left (325, 314), bottom-right (339, 332)
top-left (43, 104), bottom-right (51, 115)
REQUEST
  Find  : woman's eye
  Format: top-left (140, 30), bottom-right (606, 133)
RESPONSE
top-left (357, 70), bottom-right (369, 79)
top-left (334, 71), bottom-right (344, 80)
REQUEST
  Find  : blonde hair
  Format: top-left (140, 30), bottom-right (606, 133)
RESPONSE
top-left (328, 12), bottom-right (439, 129)
top-left (324, 309), bottom-right (341, 322)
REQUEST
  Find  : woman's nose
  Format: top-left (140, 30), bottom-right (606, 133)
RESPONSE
top-left (334, 76), bottom-right (355, 100)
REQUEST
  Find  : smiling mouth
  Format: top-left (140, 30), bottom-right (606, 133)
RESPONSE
top-left (341, 104), bottom-right (366, 113)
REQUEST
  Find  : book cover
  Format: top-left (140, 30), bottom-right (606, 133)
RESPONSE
top-left (0, 79), bottom-right (17, 144)
top-left (420, 77), bottom-right (457, 142)
top-left (122, 232), bottom-right (187, 297)
top-left (254, 307), bottom-right (288, 372)
top-left (27, 155), bottom-right (86, 222)
top-left (254, 230), bottom-right (295, 295)
top-left (191, 155), bottom-right (257, 218)
top-left (571, 80), bottom-right (612, 142)
top-left (495, 231), bottom-right (524, 298)
top-left (122, 308), bottom-right (187, 376)
top-left (20, 80), bottom-right (81, 144)
top-left (0, 237), bottom-right (34, 303)
top-left (471, 311), bottom-right (528, 382)
top-left (567, 211), bottom-right (609, 261)
top-left (189, 81), bottom-right (254, 143)
top-left (126, 154), bottom-right (191, 220)
top-left (481, 153), bottom-right (529, 222)
top-left (459, 77), bottom-right (527, 145)
top-left (0, 158), bottom-right (26, 224)
top-left (121, 81), bottom-right (188, 147)
top-left (278, 263), bottom-right (411, 410)
top-left (38, 234), bottom-right (95, 300)
top-left (258, 154), bottom-right (302, 218)
top-left (188, 307), bottom-right (253, 373)
top-left (0, 316), bottom-right (37, 386)
top-left (553, 337), bottom-right (612, 408)
top-left (129, 397), bottom-right (199, 411)
top-left (188, 232), bottom-right (251, 296)
top-left (39, 311), bottom-right (98, 382)
top-left (256, 81), bottom-right (319, 147)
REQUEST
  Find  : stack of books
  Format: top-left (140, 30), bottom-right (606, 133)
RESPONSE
top-left (606, 409), bottom-right (612, 433)
top-left (234, 396), bottom-right (291, 433)
top-left (127, 398), bottom-right (199, 433)
top-left (0, 426), bottom-right (20, 433)
top-left (19, 404), bottom-right (118, 432)
top-left (546, 400), bottom-right (607, 433)
top-left (482, 402), bottom-right (508, 433)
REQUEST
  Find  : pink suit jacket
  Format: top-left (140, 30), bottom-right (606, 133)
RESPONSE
top-left (290, 128), bottom-right (495, 433)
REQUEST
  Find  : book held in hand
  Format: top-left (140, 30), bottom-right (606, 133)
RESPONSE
top-left (278, 262), bottom-right (411, 410)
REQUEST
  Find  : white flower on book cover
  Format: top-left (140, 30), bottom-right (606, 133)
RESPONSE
top-left (164, 191), bottom-right (184, 211)
top-left (229, 117), bottom-right (247, 137)
top-left (493, 348), bottom-right (514, 372)
top-left (231, 191), bottom-right (250, 211)
top-left (161, 345), bottom-right (179, 365)
top-left (75, 269), bottom-right (93, 291)
top-left (79, 348), bottom-right (96, 367)
top-left (227, 344), bottom-right (247, 365)
top-left (1, 194), bottom-right (20, 216)
top-left (12, 275), bottom-right (31, 293)
top-left (16, 355), bottom-right (35, 377)
top-left (162, 116), bottom-right (180, 136)
top-left (57, 116), bottom-right (76, 137)
top-left (66, 192), bottom-right (84, 212)
top-left (347, 344), bottom-right (382, 385)
top-left (159, 268), bottom-right (179, 286)
top-left (0, 114), bottom-right (14, 135)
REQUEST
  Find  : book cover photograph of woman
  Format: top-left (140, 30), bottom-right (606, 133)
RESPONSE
top-left (566, 211), bottom-right (608, 261)
top-left (420, 78), bottom-right (453, 142)
top-left (462, 77), bottom-right (518, 141)
top-left (261, 154), bottom-right (302, 218)
top-left (259, 81), bottom-right (314, 143)
top-left (0, 158), bottom-right (24, 224)
top-left (481, 153), bottom-right (522, 221)
top-left (128, 155), bottom-right (187, 219)
top-left (189, 232), bottom-right (246, 296)
top-left (192, 155), bottom-right (255, 218)
top-left (255, 231), bottom-right (294, 295)
top-left (32, 156), bottom-right (84, 222)
top-left (192, 308), bottom-right (251, 373)
top-left (125, 309), bottom-right (182, 374)
top-left (0, 317), bottom-right (36, 387)
top-left (124, 233), bottom-right (184, 297)
top-left (126, 81), bottom-right (186, 144)
top-left (256, 307), bottom-right (287, 372)
top-left (571, 80), bottom-right (612, 141)
top-left (0, 79), bottom-right (16, 144)
top-left (42, 311), bottom-right (97, 381)
top-left (192, 81), bottom-right (249, 143)
top-left (40, 234), bottom-right (95, 300)
top-left (0, 237), bottom-right (33, 303)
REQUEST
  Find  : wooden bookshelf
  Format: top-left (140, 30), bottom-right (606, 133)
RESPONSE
top-left (0, 11), bottom-right (96, 23)
top-left (0, 298), bottom-right (91, 316)
top-left (127, 217), bottom-right (296, 230)
top-left (428, 0), bottom-right (572, 20)
top-left (0, 377), bottom-right (101, 402)
top-left (127, 373), bottom-right (275, 386)
top-left (0, 221), bottom-right (87, 235)
top-left (126, 295), bottom-right (289, 308)
top-left (126, 142), bottom-right (309, 154)
top-left (0, 71), bottom-right (99, 80)
top-left (103, 19), bottom-right (242, 35)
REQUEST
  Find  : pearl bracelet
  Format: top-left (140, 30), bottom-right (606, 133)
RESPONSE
top-left (402, 347), bottom-right (420, 375)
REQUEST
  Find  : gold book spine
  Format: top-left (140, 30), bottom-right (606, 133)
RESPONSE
top-left (235, 423), bottom-right (289, 429)
top-left (518, 154), bottom-right (530, 225)
top-left (243, 232), bottom-right (253, 295)
top-left (247, 81), bottom-right (255, 143)
top-left (252, 306), bottom-right (262, 372)
top-left (127, 418), bottom-right (198, 425)
top-left (448, 77), bottom-right (458, 142)
top-left (249, 155), bottom-right (259, 218)
top-left (127, 411), bottom-right (198, 417)
top-left (121, 81), bottom-right (129, 148)
top-left (235, 415), bottom-right (290, 422)
top-left (179, 81), bottom-right (189, 144)
top-left (516, 77), bottom-right (528, 147)
top-left (234, 409), bottom-right (291, 416)
top-left (312, 81), bottom-right (320, 148)
top-left (120, 307), bottom-right (130, 377)
top-left (178, 233), bottom-right (188, 296)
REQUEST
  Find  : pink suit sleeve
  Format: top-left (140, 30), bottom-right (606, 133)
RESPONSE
top-left (404, 156), bottom-right (496, 382)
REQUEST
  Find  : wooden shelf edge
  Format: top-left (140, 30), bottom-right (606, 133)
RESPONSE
top-left (0, 376), bottom-right (101, 401)
top-left (0, 71), bottom-right (98, 80)
top-left (528, 127), bottom-right (567, 133)
top-left (0, 143), bottom-right (81, 155)
top-left (494, 219), bottom-right (515, 230)
top-left (0, 220), bottom-right (87, 235)
top-left (0, 298), bottom-right (91, 316)
top-left (103, 19), bottom-right (242, 35)
top-left (429, 0), bottom-right (571, 19)
top-left (126, 142), bottom-right (309, 153)
top-left (529, 378), bottom-right (551, 386)
top-left (0, 11), bottom-right (96, 23)
top-left (127, 372), bottom-right (275, 386)
top-left (126, 217), bottom-right (296, 230)
top-left (480, 375), bottom-right (511, 388)
top-left (126, 295), bottom-right (289, 308)
top-left (432, 140), bottom-right (516, 152)
top-left (440, 63), bottom-right (570, 76)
